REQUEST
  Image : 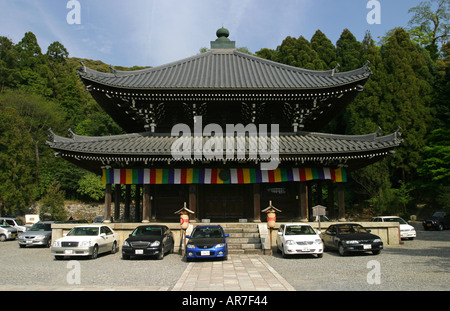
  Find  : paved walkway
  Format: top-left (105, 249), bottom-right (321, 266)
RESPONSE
top-left (172, 254), bottom-right (295, 291)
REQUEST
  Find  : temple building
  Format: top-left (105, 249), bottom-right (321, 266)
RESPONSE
top-left (47, 28), bottom-right (402, 223)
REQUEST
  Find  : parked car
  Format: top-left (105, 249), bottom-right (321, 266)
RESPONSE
top-left (122, 225), bottom-right (174, 260)
top-left (51, 225), bottom-right (119, 260)
top-left (0, 224), bottom-right (18, 242)
top-left (422, 211), bottom-right (450, 231)
top-left (18, 221), bottom-right (56, 248)
top-left (276, 223), bottom-right (323, 258)
top-left (371, 216), bottom-right (416, 240)
top-left (0, 217), bottom-right (30, 233)
top-left (185, 225), bottom-right (228, 261)
top-left (322, 223), bottom-right (383, 256)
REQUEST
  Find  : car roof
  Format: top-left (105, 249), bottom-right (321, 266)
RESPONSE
top-left (283, 223), bottom-right (311, 226)
top-left (194, 225), bottom-right (223, 229)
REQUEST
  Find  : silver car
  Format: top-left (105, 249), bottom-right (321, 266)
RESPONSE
top-left (0, 224), bottom-right (18, 242)
top-left (0, 217), bottom-right (30, 233)
top-left (18, 221), bottom-right (55, 248)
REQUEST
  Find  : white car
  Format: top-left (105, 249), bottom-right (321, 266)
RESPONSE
top-left (276, 223), bottom-right (323, 258)
top-left (52, 225), bottom-right (120, 260)
top-left (371, 216), bottom-right (416, 240)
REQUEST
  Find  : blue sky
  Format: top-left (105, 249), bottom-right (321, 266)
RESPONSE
top-left (0, 0), bottom-right (424, 67)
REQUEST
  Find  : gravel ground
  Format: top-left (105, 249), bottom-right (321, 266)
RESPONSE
top-left (264, 222), bottom-right (450, 291)
top-left (0, 222), bottom-right (448, 291)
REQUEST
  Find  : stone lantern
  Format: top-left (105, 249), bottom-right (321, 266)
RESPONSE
top-left (262, 201), bottom-right (282, 255)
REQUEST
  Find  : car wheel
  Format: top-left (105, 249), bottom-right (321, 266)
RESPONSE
top-left (281, 245), bottom-right (288, 258)
top-left (90, 245), bottom-right (99, 259)
top-left (338, 243), bottom-right (347, 256)
top-left (316, 253), bottom-right (323, 258)
top-left (122, 253), bottom-right (130, 260)
top-left (111, 241), bottom-right (117, 254)
top-left (54, 255), bottom-right (64, 260)
top-left (0, 235), bottom-right (5, 242)
top-left (156, 247), bottom-right (164, 260)
top-left (438, 224), bottom-right (444, 231)
top-left (46, 239), bottom-right (52, 248)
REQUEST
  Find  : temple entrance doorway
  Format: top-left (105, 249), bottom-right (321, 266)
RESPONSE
top-left (199, 184), bottom-right (252, 221)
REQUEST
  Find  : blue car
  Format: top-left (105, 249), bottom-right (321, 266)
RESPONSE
top-left (185, 225), bottom-right (228, 261)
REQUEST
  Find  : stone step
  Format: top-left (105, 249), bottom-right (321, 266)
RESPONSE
top-left (227, 237), bottom-right (261, 244)
top-left (228, 243), bottom-right (262, 250)
top-left (227, 232), bottom-right (260, 238)
top-left (225, 227), bottom-right (259, 233)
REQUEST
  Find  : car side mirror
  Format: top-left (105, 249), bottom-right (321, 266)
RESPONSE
top-left (100, 233), bottom-right (106, 237)
top-left (185, 235), bottom-right (191, 239)
top-left (277, 232), bottom-right (282, 236)
top-left (367, 229), bottom-right (371, 233)
top-left (225, 234), bottom-right (229, 237)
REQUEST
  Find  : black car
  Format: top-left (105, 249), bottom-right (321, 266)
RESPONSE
top-left (423, 211), bottom-right (450, 231)
top-left (322, 223), bottom-right (383, 256)
top-left (122, 225), bottom-right (174, 260)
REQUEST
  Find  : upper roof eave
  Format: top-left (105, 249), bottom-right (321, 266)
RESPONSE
top-left (78, 50), bottom-right (371, 91)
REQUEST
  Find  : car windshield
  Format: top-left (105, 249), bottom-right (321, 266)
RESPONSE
top-left (432, 212), bottom-right (446, 218)
top-left (383, 217), bottom-right (407, 224)
top-left (30, 223), bottom-right (52, 231)
top-left (285, 225), bottom-right (316, 235)
top-left (67, 227), bottom-right (99, 236)
top-left (132, 226), bottom-right (163, 237)
top-left (192, 227), bottom-right (224, 238)
top-left (337, 225), bottom-right (369, 234)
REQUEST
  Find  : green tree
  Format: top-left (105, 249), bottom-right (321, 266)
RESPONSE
top-left (380, 28), bottom-right (434, 181)
top-left (0, 103), bottom-right (37, 214)
top-left (77, 173), bottom-right (105, 201)
top-left (39, 181), bottom-right (68, 221)
top-left (408, 0), bottom-right (449, 59)
top-left (311, 30), bottom-right (338, 69)
top-left (336, 29), bottom-right (363, 71)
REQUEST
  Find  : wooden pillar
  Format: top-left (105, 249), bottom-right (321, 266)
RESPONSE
top-left (104, 184), bottom-right (112, 223)
top-left (189, 184), bottom-right (198, 222)
top-left (338, 183), bottom-right (346, 221)
top-left (142, 184), bottom-right (151, 223)
top-left (253, 184), bottom-right (261, 222)
top-left (299, 182), bottom-right (308, 221)
top-left (135, 185), bottom-right (141, 222)
top-left (114, 184), bottom-right (121, 221)
top-left (124, 184), bottom-right (131, 222)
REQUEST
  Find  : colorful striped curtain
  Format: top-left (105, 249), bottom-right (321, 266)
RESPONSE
top-left (102, 167), bottom-right (347, 185)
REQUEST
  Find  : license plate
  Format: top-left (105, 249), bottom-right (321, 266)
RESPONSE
top-left (427, 224), bottom-right (431, 227)
top-left (303, 247), bottom-right (310, 252)
top-left (64, 250), bottom-right (74, 254)
top-left (26, 240), bottom-right (33, 244)
top-left (12, 234), bottom-right (16, 238)
top-left (135, 249), bottom-right (144, 255)
top-left (363, 244), bottom-right (372, 250)
top-left (200, 251), bottom-right (210, 256)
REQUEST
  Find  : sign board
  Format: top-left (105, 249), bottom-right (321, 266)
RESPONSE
top-left (312, 205), bottom-right (327, 217)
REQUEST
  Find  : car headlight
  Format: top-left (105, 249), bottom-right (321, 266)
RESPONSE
top-left (123, 240), bottom-right (129, 247)
top-left (344, 240), bottom-right (359, 244)
top-left (315, 239), bottom-right (322, 244)
top-left (36, 235), bottom-right (46, 240)
top-left (186, 244), bottom-right (196, 249)
top-left (215, 243), bottom-right (225, 248)
top-left (79, 240), bottom-right (91, 247)
top-left (150, 241), bottom-right (160, 247)
top-left (373, 239), bottom-right (382, 243)
top-left (52, 240), bottom-right (61, 247)
top-left (285, 240), bottom-right (296, 245)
